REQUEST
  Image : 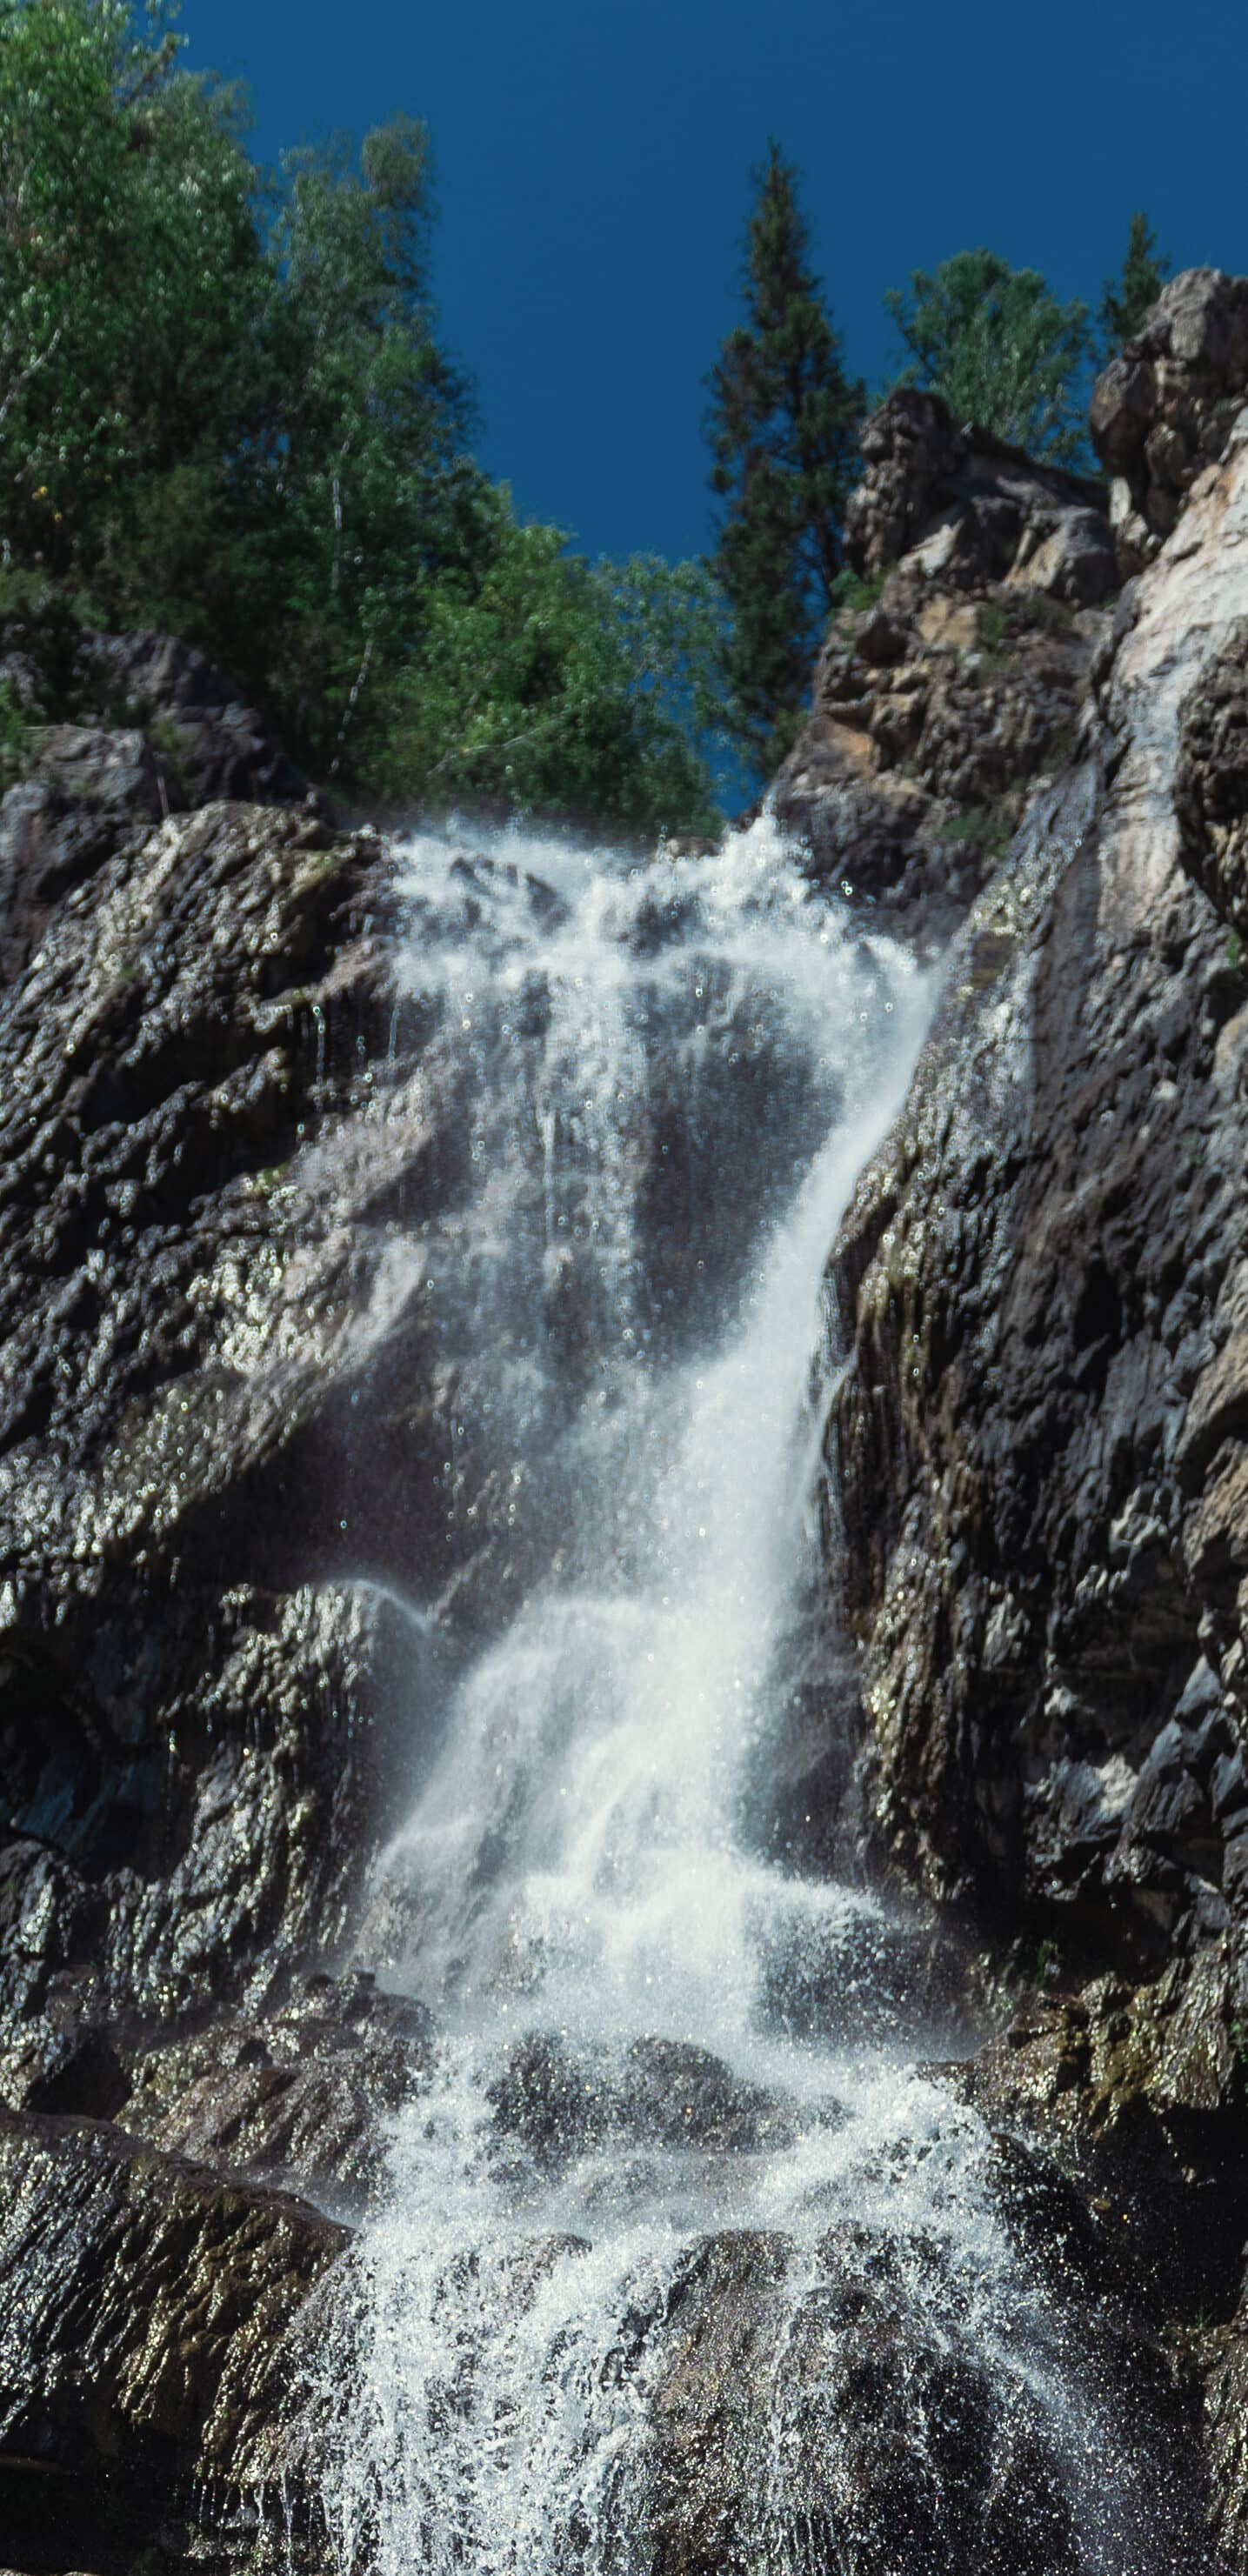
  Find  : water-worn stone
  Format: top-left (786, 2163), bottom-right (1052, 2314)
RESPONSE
top-left (487, 2031), bottom-right (798, 2174)
top-left (650, 2224), bottom-right (1083, 2576)
top-left (115, 1973), bottom-right (435, 2214)
top-left (0, 2107), bottom-right (348, 2563)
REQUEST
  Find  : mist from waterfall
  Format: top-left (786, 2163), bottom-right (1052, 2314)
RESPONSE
top-left (307, 811), bottom-right (1191, 2576)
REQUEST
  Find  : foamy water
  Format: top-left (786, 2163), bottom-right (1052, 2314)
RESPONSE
top-left (306, 811), bottom-right (1191, 2575)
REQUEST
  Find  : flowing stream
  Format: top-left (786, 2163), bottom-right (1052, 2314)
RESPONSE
top-left (310, 814), bottom-right (1192, 2575)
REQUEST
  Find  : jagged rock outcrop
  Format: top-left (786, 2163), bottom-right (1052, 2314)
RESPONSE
top-left (827, 319), bottom-right (1248, 2556)
top-left (1091, 268), bottom-right (1248, 569)
top-left (772, 390), bottom-right (1116, 933)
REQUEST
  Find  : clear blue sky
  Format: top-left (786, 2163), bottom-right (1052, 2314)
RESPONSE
top-left (188, 0), bottom-right (1248, 568)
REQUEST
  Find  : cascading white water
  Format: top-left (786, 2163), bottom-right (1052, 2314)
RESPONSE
top-left (310, 813), bottom-right (1190, 2576)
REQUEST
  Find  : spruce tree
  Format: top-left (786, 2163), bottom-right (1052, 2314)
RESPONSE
top-left (706, 143), bottom-right (864, 771)
top-left (1098, 213), bottom-right (1170, 362)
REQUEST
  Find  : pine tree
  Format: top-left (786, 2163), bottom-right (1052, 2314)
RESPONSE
top-left (706, 143), bottom-right (864, 771)
top-left (1098, 213), bottom-right (1170, 363)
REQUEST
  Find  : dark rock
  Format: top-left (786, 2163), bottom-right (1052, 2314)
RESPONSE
top-left (0, 627), bottom-right (310, 984)
top-left (1176, 616), bottom-right (1248, 934)
top-left (0, 2108), bottom-right (347, 2559)
top-left (486, 2031), bottom-right (797, 2174)
top-left (648, 2223), bottom-right (1087, 2576)
top-left (115, 1976), bottom-right (435, 2215)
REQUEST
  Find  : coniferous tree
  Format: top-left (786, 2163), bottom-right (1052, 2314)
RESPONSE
top-left (1098, 213), bottom-right (1170, 363)
top-left (706, 143), bottom-right (864, 771)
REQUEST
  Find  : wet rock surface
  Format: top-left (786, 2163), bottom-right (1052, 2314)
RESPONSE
top-left (648, 2204), bottom-right (1201, 2576)
top-left (828, 316), bottom-right (1248, 2556)
top-left (0, 2105), bottom-right (347, 2567)
top-left (486, 2032), bottom-right (799, 2176)
top-left (772, 389), bottom-right (1114, 934)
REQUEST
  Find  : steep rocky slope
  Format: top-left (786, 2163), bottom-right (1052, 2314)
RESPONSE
top-left (0, 637), bottom-right (499, 2562)
top-left (828, 271), bottom-right (1248, 2562)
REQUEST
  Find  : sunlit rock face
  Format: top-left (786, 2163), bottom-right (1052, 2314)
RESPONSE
top-left (1090, 267), bottom-right (1248, 566)
top-left (830, 404), bottom-right (1248, 1959)
top-left (771, 387), bottom-right (1118, 938)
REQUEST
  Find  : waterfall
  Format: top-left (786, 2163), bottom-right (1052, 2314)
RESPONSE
top-left (306, 813), bottom-right (1192, 2576)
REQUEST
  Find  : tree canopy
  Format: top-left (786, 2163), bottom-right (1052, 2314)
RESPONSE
top-left (0, 0), bottom-right (725, 834)
top-left (884, 249), bottom-right (1093, 466)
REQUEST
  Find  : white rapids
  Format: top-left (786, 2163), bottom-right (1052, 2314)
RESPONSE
top-left (305, 811), bottom-right (1191, 2576)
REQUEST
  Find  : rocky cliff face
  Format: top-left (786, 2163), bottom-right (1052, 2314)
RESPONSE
top-left (828, 289), bottom-right (1248, 2561)
top-left (772, 390), bottom-right (1116, 938)
top-left (0, 627), bottom-right (474, 2562)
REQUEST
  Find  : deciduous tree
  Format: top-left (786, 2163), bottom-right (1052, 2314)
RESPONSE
top-left (884, 249), bottom-right (1093, 466)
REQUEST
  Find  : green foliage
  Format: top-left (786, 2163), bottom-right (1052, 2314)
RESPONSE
top-left (381, 505), bottom-right (726, 836)
top-left (1098, 212), bottom-right (1169, 363)
top-left (706, 142), bottom-right (864, 771)
top-left (0, 1), bottom-right (720, 836)
top-left (0, 1), bottom-right (264, 564)
top-left (1228, 929), bottom-right (1243, 972)
top-left (829, 563), bottom-right (890, 617)
top-left (884, 249), bottom-right (1093, 466)
top-left (0, 681), bottom-right (33, 790)
top-left (978, 601), bottom-right (1008, 650)
top-left (938, 802), bottom-right (1014, 863)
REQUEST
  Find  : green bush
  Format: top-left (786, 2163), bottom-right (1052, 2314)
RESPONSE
top-left (378, 513), bottom-right (725, 837)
